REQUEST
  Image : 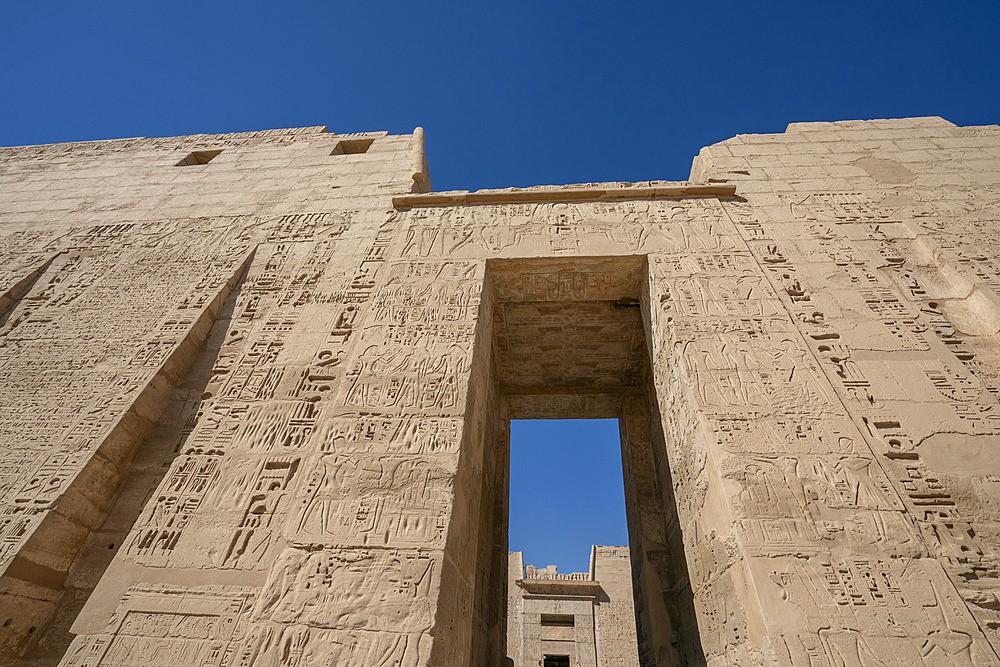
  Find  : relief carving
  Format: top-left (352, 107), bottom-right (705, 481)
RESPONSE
top-left (0, 121), bottom-right (997, 665)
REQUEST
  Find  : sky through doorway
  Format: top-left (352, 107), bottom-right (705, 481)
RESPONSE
top-left (508, 418), bottom-right (628, 574)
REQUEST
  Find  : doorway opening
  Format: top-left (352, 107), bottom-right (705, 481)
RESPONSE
top-left (449, 256), bottom-right (704, 666)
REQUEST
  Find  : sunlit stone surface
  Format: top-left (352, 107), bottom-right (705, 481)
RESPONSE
top-left (0, 117), bottom-right (999, 665)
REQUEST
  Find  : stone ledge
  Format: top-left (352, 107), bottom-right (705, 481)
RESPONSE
top-left (517, 578), bottom-right (602, 599)
top-left (392, 183), bottom-right (737, 209)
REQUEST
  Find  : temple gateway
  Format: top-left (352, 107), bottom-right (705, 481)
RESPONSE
top-left (1, 117), bottom-right (999, 665)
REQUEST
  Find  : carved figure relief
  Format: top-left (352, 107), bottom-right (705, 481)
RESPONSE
top-left (0, 120), bottom-right (999, 666)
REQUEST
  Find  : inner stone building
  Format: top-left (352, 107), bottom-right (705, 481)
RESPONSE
top-left (507, 546), bottom-right (641, 667)
top-left (0, 116), bottom-right (999, 666)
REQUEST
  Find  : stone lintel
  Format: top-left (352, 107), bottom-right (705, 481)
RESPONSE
top-left (392, 183), bottom-right (737, 209)
top-left (516, 578), bottom-right (602, 599)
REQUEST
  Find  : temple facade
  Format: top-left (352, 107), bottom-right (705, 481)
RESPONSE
top-left (0, 117), bottom-right (999, 665)
top-left (506, 547), bottom-right (640, 667)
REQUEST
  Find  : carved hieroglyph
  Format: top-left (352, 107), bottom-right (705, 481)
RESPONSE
top-left (0, 117), bottom-right (999, 665)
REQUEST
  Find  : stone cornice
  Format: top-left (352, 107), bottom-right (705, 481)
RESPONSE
top-left (392, 182), bottom-right (737, 209)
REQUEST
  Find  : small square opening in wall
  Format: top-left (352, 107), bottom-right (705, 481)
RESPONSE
top-left (331, 138), bottom-right (374, 155)
top-left (176, 149), bottom-right (223, 166)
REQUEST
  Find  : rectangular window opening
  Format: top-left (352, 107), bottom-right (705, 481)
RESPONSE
top-left (543, 656), bottom-right (571, 667)
top-left (331, 138), bottom-right (374, 155)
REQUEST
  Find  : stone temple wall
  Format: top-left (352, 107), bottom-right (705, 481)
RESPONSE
top-left (0, 117), bottom-right (997, 666)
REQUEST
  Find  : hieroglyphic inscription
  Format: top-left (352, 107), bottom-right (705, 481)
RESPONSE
top-left (62, 586), bottom-right (256, 667)
top-left (0, 121), bottom-right (998, 666)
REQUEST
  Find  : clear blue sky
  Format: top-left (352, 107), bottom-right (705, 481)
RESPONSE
top-left (510, 420), bottom-right (627, 573)
top-left (1, 1), bottom-right (997, 191)
top-left (2, 2), bottom-right (997, 572)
